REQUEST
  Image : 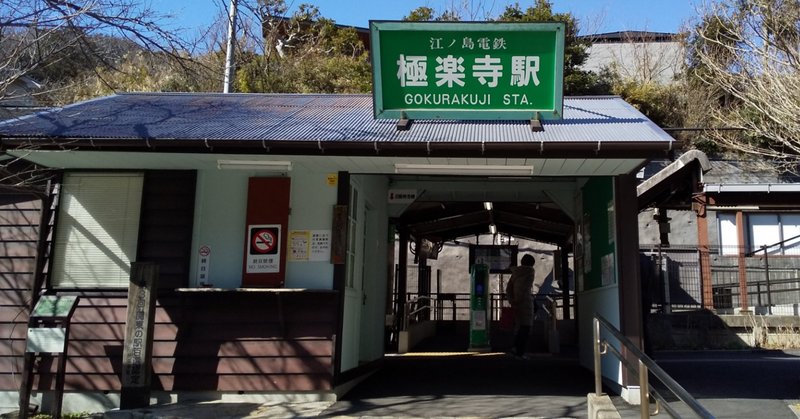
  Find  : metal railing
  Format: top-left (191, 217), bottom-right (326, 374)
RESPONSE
top-left (642, 244), bottom-right (800, 313)
top-left (400, 291), bottom-right (574, 323)
top-left (593, 314), bottom-right (714, 419)
top-left (403, 296), bottom-right (434, 330)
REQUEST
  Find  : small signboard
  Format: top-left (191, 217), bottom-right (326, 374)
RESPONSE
top-left (370, 21), bottom-right (565, 121)
top-left (31, 295), bottom-right (78, 319)
top-left (388, 189), bottom-right (418, 204)
top-left (197, 245), bottom-right (211, 285)
top-left (246, 224), bottom-right (281, 273)
top-left (26, 327), bottom-right (67, 353)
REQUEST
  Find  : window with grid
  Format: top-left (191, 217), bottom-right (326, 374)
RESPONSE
top-left (719, 212), bottom-right (800, 255)
top-left (51, 173), bottom-right (143, 288)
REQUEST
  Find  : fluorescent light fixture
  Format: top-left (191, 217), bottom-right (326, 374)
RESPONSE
top-left (483, 201), bottom-right (493, 211)
top-left (489, 223), bottom-right (497, 235)
top-left (217, 160), bottom-right (292, 171)
top-left (394, 164), bottom-right (534, 176)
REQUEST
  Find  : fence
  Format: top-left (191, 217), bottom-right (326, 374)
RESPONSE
top-left (401, 291), bottom-right (574, 327)
top-left (642, 243), bottom-right (800, 314)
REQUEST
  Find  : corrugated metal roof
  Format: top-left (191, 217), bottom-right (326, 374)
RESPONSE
top-left (0, 93), bottom-right (674, 146)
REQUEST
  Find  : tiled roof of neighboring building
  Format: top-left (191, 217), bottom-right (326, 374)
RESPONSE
top-left (583, 31), bottom-right (679, 43)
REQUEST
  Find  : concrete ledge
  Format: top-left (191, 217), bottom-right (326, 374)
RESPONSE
top-left (399, 320), bottom-right (436, 353)
top-left (587, 393), bottom-right (622, 419)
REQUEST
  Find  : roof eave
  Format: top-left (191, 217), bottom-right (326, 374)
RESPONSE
top-left (1, 137), bottom-right (674, 159)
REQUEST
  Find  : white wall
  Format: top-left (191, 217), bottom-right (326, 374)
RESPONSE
top-left (285, 171), bottom-right (338, 289)
top-left (340, 174), bottom-right (390, 371)
top-left (190, 170), bottom-right (249, 289)
top-left (354, 174), bottom-right (390, 364)
top-left (578, 285), bottom-right (623, 385)
top-left (584, 41), bottom-right (683, 84)
top-left (189, 168), bottom-right (337, 289)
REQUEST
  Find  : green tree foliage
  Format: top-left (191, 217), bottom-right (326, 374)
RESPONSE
top-left (403, 7), bottom-right (460, 22)
top-left (611, 80), bottom-right (685, 129)
top-left (496, 0), bottom-right (611, 95)
top-left (233, 1), bottom-right (372, 93)
top-left (403, 0), bottom-right (612, 95)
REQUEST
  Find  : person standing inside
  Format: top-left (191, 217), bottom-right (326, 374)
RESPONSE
top-left (507, 254), bottom-right (536, 357)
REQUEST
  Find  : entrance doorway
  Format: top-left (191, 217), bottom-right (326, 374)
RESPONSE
top-left (386, 176), bottom-right (579, 356)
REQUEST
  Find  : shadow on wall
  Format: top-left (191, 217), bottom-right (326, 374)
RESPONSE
top-left (648, 310), bottom-right (800, 350)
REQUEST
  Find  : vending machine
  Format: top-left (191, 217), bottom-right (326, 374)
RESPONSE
top-left (469, 263), bottom-right (491, 351)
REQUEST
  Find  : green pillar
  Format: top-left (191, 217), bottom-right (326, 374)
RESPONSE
top-left (469, 263), bottom-right (491, 351)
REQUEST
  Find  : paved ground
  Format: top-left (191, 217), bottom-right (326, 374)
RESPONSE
top-left (612, 350), bottom-right (800, 419)
top-left (320, 351), bottom-right (595, 418)
top-left (103, 348), bottom-right (800, 418)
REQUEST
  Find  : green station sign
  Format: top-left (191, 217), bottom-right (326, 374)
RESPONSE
top-left (370, 21), bottom-right (565, 121)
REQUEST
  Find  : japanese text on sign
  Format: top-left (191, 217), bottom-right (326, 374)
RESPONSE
top-left (371, 22), bottom-right (565, 120)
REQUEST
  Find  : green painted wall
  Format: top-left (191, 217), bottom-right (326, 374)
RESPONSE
top-left (581, 177), bottom-right (615, 290)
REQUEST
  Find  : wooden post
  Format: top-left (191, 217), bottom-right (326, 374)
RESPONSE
top-left (694, 193), bottom-right (714, 309)
top-left (736, 211), bottom-right (749, 311)
top-left (120, 262), bottom-right (159, 409)
top-left (18, 352), bottom-right (35, 418)
top-left (615, 174), bottom-right (643, 387)
top-left (398, 229), bottom-right (409, 324)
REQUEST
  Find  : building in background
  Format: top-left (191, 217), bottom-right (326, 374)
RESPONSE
top-left (582, 31), bottom-right (684, 84)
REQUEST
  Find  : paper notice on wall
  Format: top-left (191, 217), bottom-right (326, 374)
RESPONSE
top-left (601, 253), bottom-right (616, 286)
top-left (289, 231), bottom-right (310, 261)
top-left (289, 230), bottom-right (331, 262)
top-left (309, 230), bottom-right (331, 261)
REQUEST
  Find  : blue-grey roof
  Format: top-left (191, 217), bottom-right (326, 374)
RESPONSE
top-left (643, 157), bottom-right (800, 186)
top-left (0, 93), bottom-right (674, 148)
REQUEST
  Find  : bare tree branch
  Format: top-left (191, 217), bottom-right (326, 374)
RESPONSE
top-left (690, 0), bottom-right (800, 173)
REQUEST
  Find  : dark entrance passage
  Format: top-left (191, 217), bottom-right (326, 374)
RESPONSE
top-left (323, 351), bottom-right (594, 418)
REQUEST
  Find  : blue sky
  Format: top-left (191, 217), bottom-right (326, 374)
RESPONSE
top-left (161, 0), bottom-right (700, 39)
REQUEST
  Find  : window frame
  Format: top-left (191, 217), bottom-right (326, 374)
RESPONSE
top-left (51, 171), bottom-right (145, 289)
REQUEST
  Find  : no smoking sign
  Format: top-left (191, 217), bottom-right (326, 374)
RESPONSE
top-left (249, 227), bottom-right (279, 255)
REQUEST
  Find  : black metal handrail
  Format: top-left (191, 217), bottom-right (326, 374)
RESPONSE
top-left (593, 314), bottom-right (714, 419)
top-left (403, 296), bottom-right (434, 330)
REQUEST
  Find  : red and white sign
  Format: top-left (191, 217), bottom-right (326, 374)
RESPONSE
top-left (251, 229), bottom-right (278, 254)
top-left (197, 245), bottom-right (212, 286)
top-left (246, 225), bottom-right (281, 273)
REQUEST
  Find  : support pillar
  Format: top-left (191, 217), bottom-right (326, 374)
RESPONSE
top-left (615, 174), bottom-right (643, 387)
top-left (694, 193), bottom-right (714, 310)
top-left (736, 211), bottom-right (749, 311)
top-left (398, 229), bottom-right (409, 324)
top-left (560, 248), bottom-right (571, 320)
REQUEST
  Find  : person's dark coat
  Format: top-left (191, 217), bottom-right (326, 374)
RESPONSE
top-left (508, 265), bottom-right (535, 326)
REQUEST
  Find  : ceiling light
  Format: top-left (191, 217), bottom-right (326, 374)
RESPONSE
top-left (483, 201), bottom-right (493, 211)
top-left (489, 223), bottom-right (497, 235)
top-left (394, 164), bottom-right (534, 176)
top-left (217, 160), bottom-right (292, 171)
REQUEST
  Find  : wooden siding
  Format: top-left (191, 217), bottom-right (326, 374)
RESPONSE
top-left (0, 197), bottom-right (41, 395)
top-left (0, 174), bottom-right (338, 395)
top-left (137, 171), bottom-right (196, 289)
top-left (6, 291), bottom-right (338, 392)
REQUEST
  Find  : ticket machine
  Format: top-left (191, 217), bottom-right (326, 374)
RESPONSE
top-left (469, 263), bottom-right (491, 351)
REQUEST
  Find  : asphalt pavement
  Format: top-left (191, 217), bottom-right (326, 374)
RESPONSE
top-left (320, 351), bottom-right (595, 418)
top-left (612, 350), bottom-right (800, 419)
top-left (103, 348), bottom-right (800, 418)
